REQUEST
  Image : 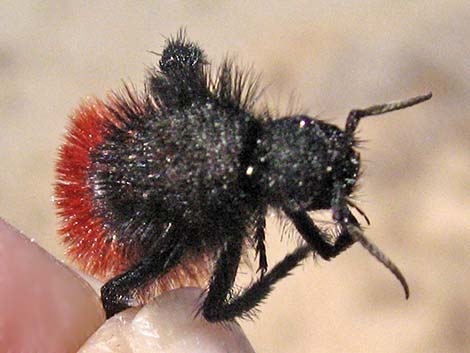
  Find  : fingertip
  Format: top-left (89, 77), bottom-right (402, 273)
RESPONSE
top-left (0, 218), bottom-right (105, 352)
top-left (79, 287), bottom-right (256, 353)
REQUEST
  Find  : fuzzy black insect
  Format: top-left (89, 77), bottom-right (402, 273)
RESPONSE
top-left (56, 31), bottom-right (431, 322)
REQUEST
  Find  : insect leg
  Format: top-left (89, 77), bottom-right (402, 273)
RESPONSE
top-left (254, 213), bottom-right (268, 277)
top-left (202, 236), bottom-right (243, 322)
top-left (101, 224), bottom-right (185, 318)
top-left (202, 243), bottom-right (311, 322)
top-left (285, 210), bottom-right (356, 260)
top-left (287, 210), bottom-right (409, 297)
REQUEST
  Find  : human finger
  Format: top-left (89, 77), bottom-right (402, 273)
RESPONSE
top-left (79, 287), bottom-right (256, 353)
top-left (0, 218), bottom-right (105, 353)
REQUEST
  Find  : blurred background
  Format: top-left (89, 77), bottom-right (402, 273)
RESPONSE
top-left (1, 1), bottom-right (468, 352)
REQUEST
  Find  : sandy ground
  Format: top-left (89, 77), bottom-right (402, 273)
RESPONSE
top-left (1, 1), bottom-right (469, 352)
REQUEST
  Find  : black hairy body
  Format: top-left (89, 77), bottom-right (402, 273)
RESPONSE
top-left (91, 100), bottom-right (256, 251)
top-left (61, 32), bottom-right (431, 321)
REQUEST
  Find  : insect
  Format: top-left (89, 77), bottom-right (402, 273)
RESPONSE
top-left (55, 31), bottom-right (431, 321)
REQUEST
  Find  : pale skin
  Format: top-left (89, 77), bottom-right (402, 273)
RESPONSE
top-left (0, 218), bottom-right (255, 353)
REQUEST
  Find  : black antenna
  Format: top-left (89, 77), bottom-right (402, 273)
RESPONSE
top-left (345, 92), bottom-right (432, 135)
top-left (347, 225), bottom-right (410, 299)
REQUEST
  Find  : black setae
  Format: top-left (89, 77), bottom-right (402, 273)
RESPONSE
top-left (94, 31), bottom-right (431, 321)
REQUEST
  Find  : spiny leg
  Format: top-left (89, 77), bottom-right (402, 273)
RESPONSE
top-left (286, 209), bottom-right (409, 298)
top-left (254, 212), bottom-right (268, 277)
top-left (202, 236), bottom-right (243, 322)
top-left (202, 240), bottom-right (311, 322)
top-left (226, 245), bottom-right (311, 320)
top-left (285, 210), bottom-right (357, 260)
top-left (101, 224), bottom-right (185, 318)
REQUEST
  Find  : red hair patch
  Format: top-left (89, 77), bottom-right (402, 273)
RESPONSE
top-left (55, 90), bottom-right (212, 296)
